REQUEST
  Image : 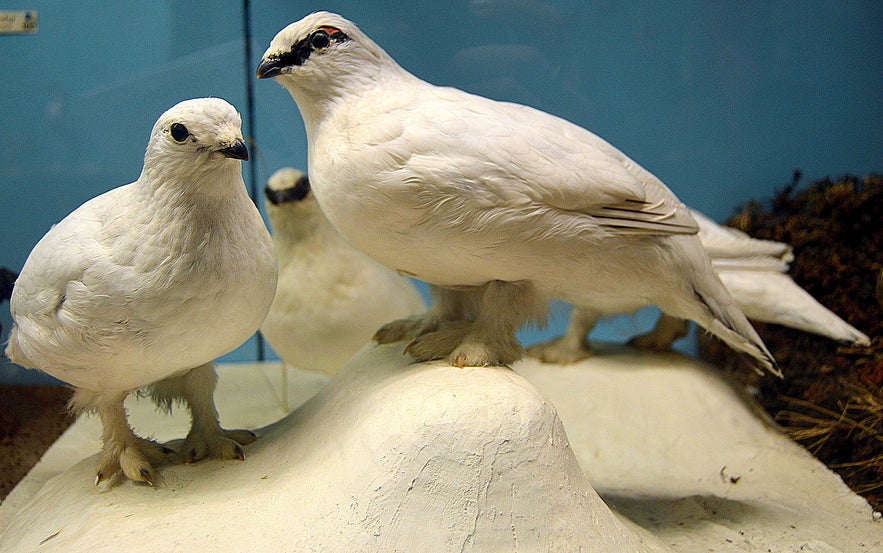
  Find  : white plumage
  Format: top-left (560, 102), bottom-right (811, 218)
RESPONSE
top-left (699, 210), bottom-right (869, 343)
top-left (530, 208), bottom-right (870, 363)
top-left (257, 12), bottom-right (778, 374)
top-left (6, 98), bottom-right (278, 484)
top-left (261, 167), bottom-right (425, 376)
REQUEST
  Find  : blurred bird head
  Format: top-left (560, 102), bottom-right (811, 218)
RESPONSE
top-left (145, 98), bottom-right (248, 174)
top-left (263, 167), bottom-right (329, 240)
top-left (256, 12), bottom-right (399, 110)
top-left (265, 167), bottom-right (311, 206)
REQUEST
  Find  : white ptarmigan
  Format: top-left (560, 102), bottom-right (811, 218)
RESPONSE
top-left (529, 208), bottom-right (871, 363)
top-left (5, 98), bottom-right (278, 484)
top-left (261, 167), bottom-right (425, 376)
top-left (257, 12), bottom-right (778, 375)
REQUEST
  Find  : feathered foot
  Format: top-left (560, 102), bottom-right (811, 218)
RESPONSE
top-left (527, 307), bottom-right (598, 364)
top-left (149, 362), bottom-right (256, 466)
top-left (374, 313), bottom-right (429, 344)
top-left (629, 314), bottom-right (690, 351)
top-left (449, 329), bottom-right (523, 367)
top-left (527, 338), bottom-right (592, 364)
top-left (411, 281), bottom-right (546, 367)
top-left (95, 434), bottom-right (172, 486)
top-left (70, 389), bottom-right (174, 485)
top-left (374, 284), bottom-right (477, 344)
top-left (406, 317), bottom-right (524, 367)
top-left (404, 319), bottom-right (474, 361)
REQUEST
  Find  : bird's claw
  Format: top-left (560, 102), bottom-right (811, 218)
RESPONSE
top-left (403, 320), bottom-right (522, 367)
top-left (139, 468), bottom-right (155, 486)
top-left (404, 320), bottom-right (472, 362)
top-left (232, 442), bottom-right (246, 461)
top-left (374, 315), bottom-right (427, 344)
top-left (224, 428), bottom-right (258, 445)
top-left (449, 338), bottom-right (522, 368)
top-left (183, 427), bottom-right (256, 464)
top-left (95, 437), bottom-right (169, 485)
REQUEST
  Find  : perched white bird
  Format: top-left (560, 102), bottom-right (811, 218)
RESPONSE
top-left (261, 167), bottom-right (425, 376)
top-left (529, 208), bottom-right (871, 363)
top-left (5, 98), bottom-right (278, 485)
top-left (257, 12), bottom-right (778, 375)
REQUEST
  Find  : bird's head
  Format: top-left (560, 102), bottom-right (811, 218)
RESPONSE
top-left (256, 12), bottom-right (397, 112)
top-left (265, 167), bottom-right (312, 207)
top-left (146, 98), bottom-right (248, 169)
top-left (263, 167), bottom-right (330, 239)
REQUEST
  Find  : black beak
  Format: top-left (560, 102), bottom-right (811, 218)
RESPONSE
top-left (256, 57), bottom-right (284, 79)
top-left (218, 139), bottom-right (248, 161)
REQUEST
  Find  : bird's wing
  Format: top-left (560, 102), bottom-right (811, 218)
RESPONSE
top-left (10, 189), bottom-right (142, 369)
top-left (690, 208), bottom-right (793, 261)
top-left (396, 88), bottom-right (698, 237)
top-left (711, 255), bottom-right (791, 273)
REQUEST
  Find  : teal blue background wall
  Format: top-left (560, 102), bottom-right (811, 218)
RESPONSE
top-left (2, 1), bottom-right (880, 383)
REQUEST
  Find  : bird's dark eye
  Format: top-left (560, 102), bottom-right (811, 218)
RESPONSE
top-left (310, 30), bottom-right (330, 49)
top-left (170, 123), bottom-right (190, 142)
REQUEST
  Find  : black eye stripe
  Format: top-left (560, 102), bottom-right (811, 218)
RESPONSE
top-left (274, 27), bottom-right (351, 68)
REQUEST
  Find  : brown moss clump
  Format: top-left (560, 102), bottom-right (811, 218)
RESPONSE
top-left (699, 173), bottom-right (882, 511)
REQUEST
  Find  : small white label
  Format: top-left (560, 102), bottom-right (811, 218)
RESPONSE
top-left (0, 11), bottom-right (38, 34)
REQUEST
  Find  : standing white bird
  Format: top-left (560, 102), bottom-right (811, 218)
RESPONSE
top-left (261, 167), bottom-right (425, 376)
top-left (5, 98), bottom-right (278, 485)
top-left (256, 12), bottom-right (778, 375)
top-left (530, 208), bottom-right (871, 363)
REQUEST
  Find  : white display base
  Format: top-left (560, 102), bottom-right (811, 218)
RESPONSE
top-left (517, 344), bottom-right (880, 551)
top-left (0, 343), bottom-right (878, 552)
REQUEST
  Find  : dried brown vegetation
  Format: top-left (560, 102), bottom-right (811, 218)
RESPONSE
top-left (701, 174), bottom-right (882, 510)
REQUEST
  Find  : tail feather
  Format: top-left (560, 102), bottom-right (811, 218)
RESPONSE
top-left (670, 236), bottom-right (780, 377)
top-left (719, 271), bottom-right (870, 346)
top-left (693, 284), bottom-right (781, 377)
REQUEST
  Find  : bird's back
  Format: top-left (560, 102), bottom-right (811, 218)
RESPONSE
top-left (307, 81), bottom-right (697, 290)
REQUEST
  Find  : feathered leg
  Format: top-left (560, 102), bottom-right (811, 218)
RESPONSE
top-left (70, 388), bottom-right (171, 485)
top-left (527, 306), bottom-right (599, 364)
top-left (407, 280), bottom-right (547, 367)
top-left (149, 362), bottom-right (256, 464)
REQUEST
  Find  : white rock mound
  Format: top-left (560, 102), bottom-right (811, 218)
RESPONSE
top-left (0, 343), bottom-right (667, 552)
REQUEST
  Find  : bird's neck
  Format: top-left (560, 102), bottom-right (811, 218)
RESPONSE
top-left (269, 205), bottom-right (339, 258)
top-left (286, 61), bottom-right (415, 138)
top-left (138, 159), bottom-right (246, 214)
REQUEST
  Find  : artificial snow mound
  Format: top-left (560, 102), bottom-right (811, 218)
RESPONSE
top-left (0, 343), bottom-right (665, 552)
